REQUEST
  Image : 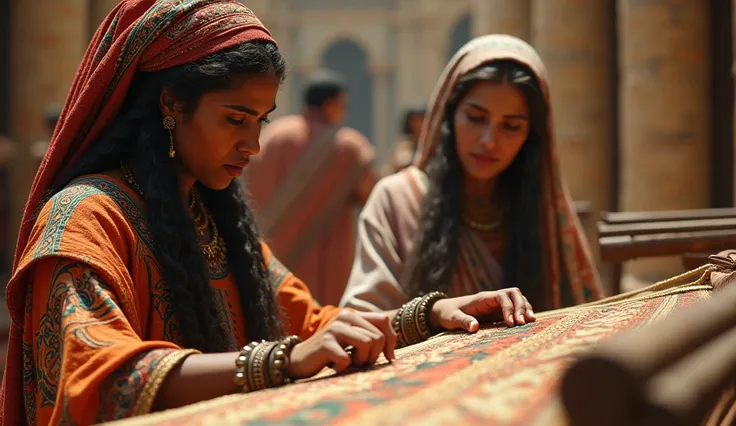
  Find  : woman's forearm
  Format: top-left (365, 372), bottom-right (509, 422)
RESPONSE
top-left (153, 351), bottom-right (240, 411)
top-left (153, 311), bottom-right (401, 412)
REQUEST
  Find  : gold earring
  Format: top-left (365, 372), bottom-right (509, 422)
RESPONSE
top-left (163, 116), bottom-right (176, 158)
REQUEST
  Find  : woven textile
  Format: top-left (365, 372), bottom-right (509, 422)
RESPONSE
top-left (108, 268), bottom-right (714, 426)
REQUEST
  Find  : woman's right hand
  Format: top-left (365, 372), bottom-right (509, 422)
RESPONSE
top-left (286, 310), bottom-right (397, 380)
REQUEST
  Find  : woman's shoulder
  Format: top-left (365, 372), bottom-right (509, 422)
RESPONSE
top-left (376, 166), bottom-right (427, 199)
top-left (8, 174), bottom-right (146, 331)
top-left (28, 173), bottom-right (147, 260)
top-left (363, 167), bottom-right (427, 222)
top-left (50, 172), bottom-right (137, 201)
top-left (41, 173), bottom-right (143, 223)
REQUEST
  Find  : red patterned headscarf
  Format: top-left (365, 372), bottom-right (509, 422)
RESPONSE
top-left (2, 2), bottom-right (274, 424)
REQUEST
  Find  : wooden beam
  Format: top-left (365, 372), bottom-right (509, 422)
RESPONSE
top-left (600, 208), bottom-right (736, 224)
top-left (599, 218), bottom-right (736, 238)
top-left (599, 230), bottom-right (736, 263)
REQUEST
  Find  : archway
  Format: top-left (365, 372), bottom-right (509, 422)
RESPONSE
top-left (321, 39), bottom-right (374, 143)
top-left (449, 14), bottom-right (472, 60)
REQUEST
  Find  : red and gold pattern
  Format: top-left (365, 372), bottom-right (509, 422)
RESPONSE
top-left (109, 267), bottom-right (714, 426)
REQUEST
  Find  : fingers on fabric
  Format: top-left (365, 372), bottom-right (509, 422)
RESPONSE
top-left (327, 322), bottom-right (370, 366)
top-left (506, 288), bottom-right (527, 325)
top-left (332, 311), bottom-right (387, 366)
top-left (323, 339), bottom-right (352, 373)
top-left (353, 327), bottom-right (384, 366)
top-left (448, 310), bottom-right (479, 333)
top-left (340, 311), bottom-right (396, 361)
top-left (464, 315), bottom-right (480, 333)
top-left (523, 296), bottom-right (536, 322)
top-left (360, 312), bottom-right (397, 361)
top-left (494, 292), bottom-right (516, 327)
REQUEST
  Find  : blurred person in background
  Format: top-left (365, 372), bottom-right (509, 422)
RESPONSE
top-left (245, 69), bottom-right (378, 306)
top-left (30, 106), bottom-right (61, 170)
top-left (382, 101), bottom-right (426, 176)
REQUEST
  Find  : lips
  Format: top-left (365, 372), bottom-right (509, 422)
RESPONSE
top-left (224, 161), bottom-right (248, 177)
top-left (470, 153), bottom-right (499, 163)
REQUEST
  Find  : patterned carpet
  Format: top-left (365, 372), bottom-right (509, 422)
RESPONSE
top-left (109, 268), bottom-right (715, 426)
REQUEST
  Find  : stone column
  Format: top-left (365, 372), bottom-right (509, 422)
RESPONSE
top-left (89, 0), bottom-right (120, 39)
top-left (618, 0), bottom-right (710, 286)
top-left (259, 1), bottom-right (295, 119)
top-left (531, 0), bottom-right (615, 291)
top-left (415, 0), bottom-right (447, 95)
top-left (733, 0), bottom-right (736, 204)
top-left (470, 0), bottom-right (531, 41)
top-left (272, 23), bottom-right (295, 119)
top-left (8, 0), bottom-right (88, 252)
top-left (371, 65), bottom-right (391, 164)
top-left (395, 8), bottom-right (419, 111)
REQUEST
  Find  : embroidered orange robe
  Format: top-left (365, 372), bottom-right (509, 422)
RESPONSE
top-left (6, 175), bottom-right (341, 425)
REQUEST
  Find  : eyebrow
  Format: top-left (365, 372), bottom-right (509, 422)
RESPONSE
top-left (223, 104), bottom-right (277, 115)
top-left (463, 101), bottom-right (528, 120)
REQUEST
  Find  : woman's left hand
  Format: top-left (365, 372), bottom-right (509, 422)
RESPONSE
top-left (429, 288), bottom-right (536, 333)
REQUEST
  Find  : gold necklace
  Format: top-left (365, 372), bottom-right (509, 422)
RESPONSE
top-left (462, 215), bottom-right (503, 232)
top-left (121, 163), bottom-right (143, 196)
top-left (119, 162), bottom-right (228, 268)
top-left (462, 196), bottom-right (509, 233)
top-left (189, 187), bottom-right (228, 267)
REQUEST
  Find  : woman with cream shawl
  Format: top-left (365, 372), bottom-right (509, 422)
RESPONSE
top-left (341, 35), bottom-right (604, 313)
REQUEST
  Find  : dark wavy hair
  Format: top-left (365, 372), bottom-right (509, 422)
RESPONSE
top-left (51, 41), bottom-right (286, 352)
top-left (405, 60), bottom-right (549, 309)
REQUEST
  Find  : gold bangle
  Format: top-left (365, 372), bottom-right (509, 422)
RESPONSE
top-left (267, 335), bottom-right (302, 387)
top-left (416, 291), bottom-right (448, 340)
top-left (400, 297), bottom-right (423, 346)
top-left (234, 340), bottom-right (261, 392)
top-left (392, 306), bottom-right (406, 347)
top-left (250, 341), bottom-right (277, 392)
top-left (396, 292), bottom-right (449, 347)
top-left (235, 336), bottom-right (303, 393)
top-left (280, 335), bottom-right (302, 384)
top-left (267, 341), bottom-right (284, 388)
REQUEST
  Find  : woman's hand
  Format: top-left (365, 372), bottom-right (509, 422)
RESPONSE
top-left (429, 288), bottom-right (536, 333)
top-left (286, 310), bottom-right (397, 380)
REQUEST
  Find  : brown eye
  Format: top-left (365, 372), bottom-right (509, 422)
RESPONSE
top-left (465, 111), bottom-right (486, 124)
top-left (227, 116), bottom-right (245, 126)
top-left (504, 121), bottom-right (523, 131)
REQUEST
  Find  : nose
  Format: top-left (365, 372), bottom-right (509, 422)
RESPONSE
top-left (237, 138), bottom-right (260, 156)
top-left (479, 124), bottom-right (497, 149)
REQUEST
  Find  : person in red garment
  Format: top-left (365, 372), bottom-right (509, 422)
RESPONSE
top-left (245, 69), bottom-right (377, 306)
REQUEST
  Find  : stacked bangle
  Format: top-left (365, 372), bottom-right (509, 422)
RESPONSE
top-left (393, 291), bottom-right (448, 347)
top-left (233, 335), bottom-right (302, 393)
